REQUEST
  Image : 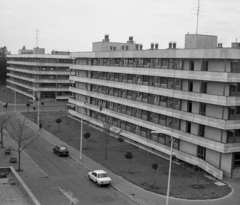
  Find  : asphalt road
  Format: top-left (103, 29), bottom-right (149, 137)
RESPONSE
top-left (0, 103), bottom-right (137, 205)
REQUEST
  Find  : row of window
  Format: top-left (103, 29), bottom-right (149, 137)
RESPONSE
top-left (91, 85), bottom-right (181, 110)
top-left (89, 97), bottom-right (240, 144)
top-left (10, 71), bottom-right (69, 80)
top-left (8, 58), bottom-right (72, 64)
top-left (90, 71), bottom-right (212, 94)
top-left (8, 64), bottom-right (70, 72)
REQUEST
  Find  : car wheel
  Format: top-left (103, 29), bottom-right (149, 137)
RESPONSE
top-left (97, 182), bottom-right (101, 187)
top-left (88, 175), bottom-right (91, 180)
top-left (58, 152), bottom-right (60, 156)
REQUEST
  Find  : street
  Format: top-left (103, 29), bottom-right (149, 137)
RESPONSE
top-left (0, 103), bottom-right (137, 205)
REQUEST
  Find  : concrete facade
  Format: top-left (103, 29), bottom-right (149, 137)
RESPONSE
top-left (68, 34), bottom-right (240, 180)
top-left (7, 49), bottom-right (72, 101)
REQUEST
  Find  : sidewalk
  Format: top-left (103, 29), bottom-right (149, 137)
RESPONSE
top-left (20, 112), bottom-right (240, 205)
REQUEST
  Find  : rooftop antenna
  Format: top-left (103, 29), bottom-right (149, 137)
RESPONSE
top-left (191, 0), bottom-right (205, 34)
top-left (35, 29), bottom-right (40, 47)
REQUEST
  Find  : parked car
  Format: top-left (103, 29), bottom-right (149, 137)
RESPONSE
top-left (88, 170), bottom-right (112, 186)
top-left (53, 145), bottom-right (69, 157)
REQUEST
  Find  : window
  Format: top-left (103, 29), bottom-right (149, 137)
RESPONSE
top-left (200, 103), bottom-right (206, 115)
top-left (187, 101), bottom-right (192, 113)
top-left (122, 46), bottom-right (124, 50)
top-left (201, 82), bottom-right (207, 93)
top-left (199, 124), bottom-right (205, 137)
top-left (231, 60), bottom-right (238, 73)
top-left (162, 59), bottom-right (167, 67)
top-left (110, 46), bottom-right (112, 50)
top-left (186, 121), bottom-right (191, 133)
top-left (161, 77), bottom-right (168, 86)
top-left (202, 60), bottom-right (208, 71)
top-left (190, 61), bottom-right (194, 71)
top-left (175, 79), bottom-right (182, 90)
top-left (168, 78), bottom-right (174, 89)
top-left (197, 146), bottom-right (206, 160)
top-left (234, 152), bottom-right (240, 167)
top-left (126, 46), bottom-right (129, 50)
top-left (188, 81), bottom-right (193, 92)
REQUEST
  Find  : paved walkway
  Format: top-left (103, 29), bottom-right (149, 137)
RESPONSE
top-left (0, 102), bottom-right (240, 205)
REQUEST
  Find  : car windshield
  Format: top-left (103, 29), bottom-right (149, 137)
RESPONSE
top-left (98, 173), bottom-right (108, 178)
top-left (60, 147), bottom-right (67, 151)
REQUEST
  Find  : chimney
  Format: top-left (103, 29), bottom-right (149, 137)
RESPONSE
top-left (169, 42), bottom-right (172, 49)
top-left (155, 43), bottom-right (159, 49)
top-left (128, 36), bottom-right (134, 44)
top-left (140, 44), bottom-right (143, 50)
top-left (135, 44), bottom-right (139, 50)
top-left (151, 43), bottom-right (154, 49)
top-left (218, 43), bottom-right (223, 48)
top-left (173, 42), bottom-right (176, 49)
top-left (103, 34), bottom-right (109, 42)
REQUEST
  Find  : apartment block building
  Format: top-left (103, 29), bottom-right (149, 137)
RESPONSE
top-left (7, 47), bottom-right (72, 101)
top-left (68, 34), bottom-right (240, 179)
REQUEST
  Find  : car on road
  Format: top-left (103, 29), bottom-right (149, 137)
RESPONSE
top-left (53, 145), bottom-right (69, 157)
top-left (88, 170), bottom-right (112, 186)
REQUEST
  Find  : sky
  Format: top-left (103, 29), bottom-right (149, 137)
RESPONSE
top-left (1, 0), bottom-right (240, 54)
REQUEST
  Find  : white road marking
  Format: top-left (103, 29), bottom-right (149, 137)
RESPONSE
top-left (59, 188), bottom-right (79, 205)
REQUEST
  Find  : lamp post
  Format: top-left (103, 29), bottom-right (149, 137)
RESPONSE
top-left (166, 135), bottom-right (174, 205)
top-left (151, 131), bottom-right (174, 205)
top-left (14, 88), bottom-right (16, 113)
top-left (79, 104), bottom-right (84, 160)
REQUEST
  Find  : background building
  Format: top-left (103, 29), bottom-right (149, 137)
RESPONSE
top-left (7, 47), bottom-right (72, 101)
top-left (68, 34), bottom-right (240, 180)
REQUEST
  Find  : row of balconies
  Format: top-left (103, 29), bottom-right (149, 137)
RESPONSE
top-left (71, 64), bottom-right (240, 83)
top-left (71, 76), bottom-right (240, 106)
top-left (70, 87), bottom-right (240, 130)
top-left (69, 97), bottom-right (240, 155)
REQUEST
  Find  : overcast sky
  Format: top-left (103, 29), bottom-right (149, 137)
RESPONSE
top-left (1, 0), bottom-right (240, 54)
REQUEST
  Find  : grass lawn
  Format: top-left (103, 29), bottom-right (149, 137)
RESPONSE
top-left (0, 86), bottom-right (30, 104)
top-left (22, 111), bottom-right (231, 200)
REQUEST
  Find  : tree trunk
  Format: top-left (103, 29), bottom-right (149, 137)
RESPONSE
top-left (0, 124), bottom-right (3, 148)
top-left (18, 150), bottom-right (21, 171)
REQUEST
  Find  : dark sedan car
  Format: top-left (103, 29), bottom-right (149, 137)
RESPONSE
top-left (53, 145), bottom-right (69, 157)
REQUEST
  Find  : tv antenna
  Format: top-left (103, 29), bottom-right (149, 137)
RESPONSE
top-left (191, 0), bottom-right (205, 34)
top-left (35, 29), bottom-right (40, 47)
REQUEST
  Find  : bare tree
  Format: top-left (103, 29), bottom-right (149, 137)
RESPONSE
top-left (118, 137), bottom-right (124, 152)
top-left (26, 103), bottom-right (30, 112)
top-left (152, 163), bottom-right (158, 187)
top-left (5, 114), bottom-right (39, 171)
top-left (0, 113), bottom-right (11, 148)
top-left (41, 102), bottom-right (44, 112)
top-left (83, 132), bottom-right (91, 149)
top-left (125, 151), bottom-right (133, 173)
top-left (55, 118), bottom-right (62, 132)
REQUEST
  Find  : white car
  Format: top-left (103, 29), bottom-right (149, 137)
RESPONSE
top-left (88, 170), bottom-right (112, 186)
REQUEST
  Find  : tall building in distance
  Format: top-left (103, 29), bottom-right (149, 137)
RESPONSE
top-left (7, 47), bottom-right (72, 101)
top-left (68, 34), bottom-right (240, 180)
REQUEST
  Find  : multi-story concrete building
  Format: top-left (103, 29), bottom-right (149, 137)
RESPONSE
top-left (7, 47), bottom-right (72, 101)
top-left (68, 34), bottom-right (240, 180)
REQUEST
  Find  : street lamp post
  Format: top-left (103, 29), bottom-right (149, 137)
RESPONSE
top-left (80, 115), bottom-right (83, 160)
top-left (37, 98), bottom-right (40, 129)
top-left (14, 88), bottom-right (16, 112)
top-left (151, 131), bottom-right (174, 205)
top-left (166, 135), bottom-right (174, 205)
top-left (79, 104), bottom-right (84, 160)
